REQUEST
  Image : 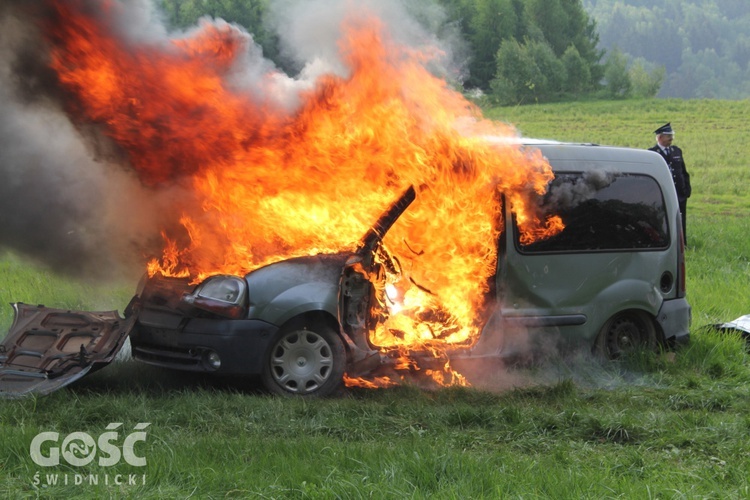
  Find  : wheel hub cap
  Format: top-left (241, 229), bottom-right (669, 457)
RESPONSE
top-left (270, 331), bottom-right (333, 394)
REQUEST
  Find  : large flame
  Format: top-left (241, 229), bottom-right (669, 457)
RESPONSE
top-left (40, 0), bottom-right (561, 387)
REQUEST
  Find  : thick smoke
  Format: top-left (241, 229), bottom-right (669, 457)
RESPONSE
top-left (0, 0), bottom-right (467, 280)
top-left (541, 168), bottom-right (618, 211)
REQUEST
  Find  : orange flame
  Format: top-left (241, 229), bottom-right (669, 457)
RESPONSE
top-left (343, 375), bottom-right (399, 390)
top-left (41, 0), bottom-right (560, 388)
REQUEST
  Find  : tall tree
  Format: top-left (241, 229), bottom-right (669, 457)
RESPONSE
top-left (465, 0), bottom-right (520, 89)
top-left (561, 45), bottom-right (591, 93)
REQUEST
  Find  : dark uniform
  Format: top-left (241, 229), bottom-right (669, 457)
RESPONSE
top-left (649, 123), bottom-right (691, 244)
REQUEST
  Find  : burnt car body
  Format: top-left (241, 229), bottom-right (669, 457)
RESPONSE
top-left (0, 186), bottom-right (415, 398)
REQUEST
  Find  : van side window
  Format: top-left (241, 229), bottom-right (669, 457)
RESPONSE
top-left (515, 172), bottom-right (670, 252)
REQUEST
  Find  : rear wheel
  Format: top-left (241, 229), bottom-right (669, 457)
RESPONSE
top-left (596, 310), bottom-right (658, 359)
top-left (262, 325), bottom-right (345, 397)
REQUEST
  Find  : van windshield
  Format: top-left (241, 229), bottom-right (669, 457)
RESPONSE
top-left (515, 172), bottom-right (670, 252)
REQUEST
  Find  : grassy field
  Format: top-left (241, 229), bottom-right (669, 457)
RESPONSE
top-left (2, 98), bottom-right (750, 498)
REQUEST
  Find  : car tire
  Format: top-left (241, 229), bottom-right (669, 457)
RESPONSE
top-left (262, 325), bottom-right (346, 397)
top-left (595, 310), bottom-right (658, 360)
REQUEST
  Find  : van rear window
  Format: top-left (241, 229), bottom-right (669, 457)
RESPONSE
top-left (515, 172), bottom-right (670, 252)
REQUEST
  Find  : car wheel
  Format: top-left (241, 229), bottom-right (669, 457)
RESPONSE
top-left (262, 326), bottom-right (346, 397)
top-left (596, 310), bottom-right (657, 359)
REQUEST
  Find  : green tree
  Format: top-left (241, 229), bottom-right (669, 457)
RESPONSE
top-left (465, 0), bottom-right (519, 89)
top-left (524, 0), bottom-right (567, 53)
top-left (528, 39), bottom-right (566, 95)
top-left (511, 0), bottom-right (602, 92)
top-left (628, 58), bottom-right (664, 98)
top-left (561, 45), bottom-right (591, 93)
top-left (603, 47), bottom-right (631, 98)
top-left (526, 0), bottom-right (602, 67)
top-left (584, 0), bottom-right (750, 98)
top-left (440, 0), bottom-right (602, 95)
top-left (492, 38), bottom-right (568, 104)
top-left (491, 39), bottom-right (540, 104)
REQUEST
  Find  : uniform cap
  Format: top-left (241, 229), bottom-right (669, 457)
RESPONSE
top-left (654, 123), bottom-right (674, 135)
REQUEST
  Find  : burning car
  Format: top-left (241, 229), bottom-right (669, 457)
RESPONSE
top-left (0, 187), bottom-right (415, 398)
top-left (0, 2), bottom-right (693, 399)
top-left (126, 186), bottom-right (416, 396)
top-left (0, 143), bottom-right (693, 399)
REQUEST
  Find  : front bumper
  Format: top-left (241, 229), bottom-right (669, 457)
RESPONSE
top-left (130, 316), bottom-right (278, 375)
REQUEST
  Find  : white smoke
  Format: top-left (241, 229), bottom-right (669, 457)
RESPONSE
top-left (265, 0), bottom-right (468, 84)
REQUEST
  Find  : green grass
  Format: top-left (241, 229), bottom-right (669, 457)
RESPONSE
top-left (3, 358), bottom-right (750, 498)
top-left (0, 250), bottom-right (133, 331)
top-left (2, 98), bottom-right (750, 498)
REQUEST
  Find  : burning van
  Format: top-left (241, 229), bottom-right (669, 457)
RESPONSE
top-left (0, 1), bottom-right (691, 398)
top-left (0, 143), bottom-right (691, 398)
top-left (470, 140), bottom-right (691, 360)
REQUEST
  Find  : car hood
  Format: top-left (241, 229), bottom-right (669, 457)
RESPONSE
top-left (0, 303), bottom-right (133, 397)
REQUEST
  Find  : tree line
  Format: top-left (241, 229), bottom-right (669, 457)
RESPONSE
top-left (584, 0), bottom-right (750, 99)
top-left (160, 0), bottom-right (744, 105)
